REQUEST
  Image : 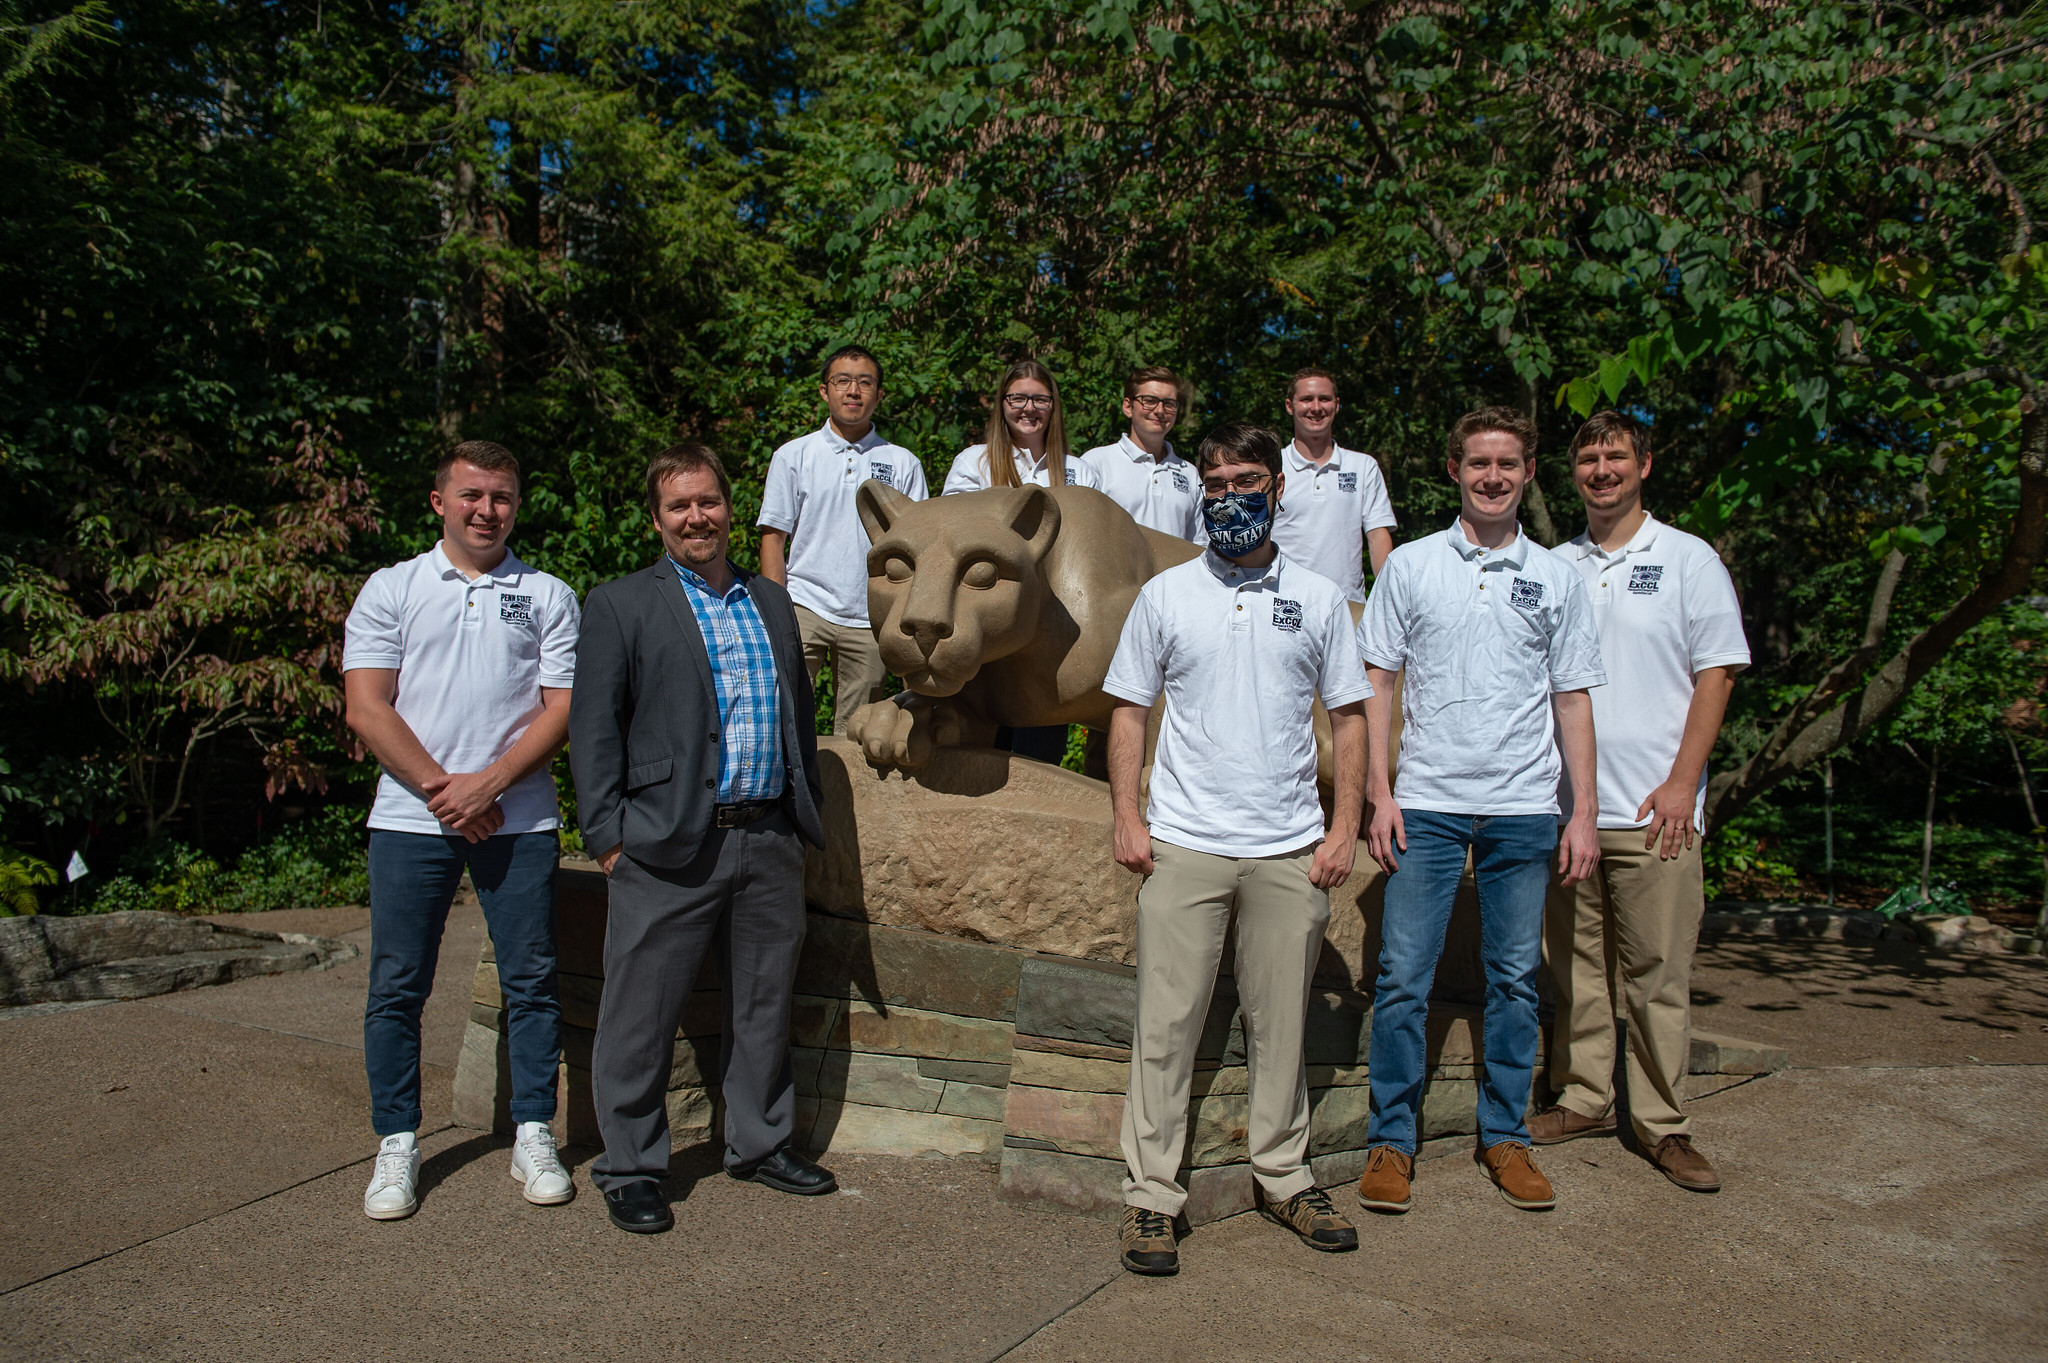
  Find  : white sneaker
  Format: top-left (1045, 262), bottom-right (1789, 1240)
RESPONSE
top-left (364, 1133), bottom-right (421, 1220)
top-left (511, 1121), bottom-right (574, 1205)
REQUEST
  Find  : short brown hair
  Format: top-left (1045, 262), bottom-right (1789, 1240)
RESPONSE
top-left (1195, 421), bottom-right (1284, 479)
top-left (1446, 406), bottom-right (1537, 464)
top-left (1570, 410), bottom-right (1650, 464)
top-left (1124, 364), bottom-right (1194, 416)
top-left (1285, 367), bottom-right (1337, 401)
top-left (437, 440), bottom-right (520, 491)
top-left (644, 442), bottom-right (733, 513)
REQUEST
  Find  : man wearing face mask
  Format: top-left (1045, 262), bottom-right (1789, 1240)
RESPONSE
top-left (1102, 421), bottom-right (1372, 1276)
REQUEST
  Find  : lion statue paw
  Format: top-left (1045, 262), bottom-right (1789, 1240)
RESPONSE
top-left (847, 695), bottom-right (964, 771)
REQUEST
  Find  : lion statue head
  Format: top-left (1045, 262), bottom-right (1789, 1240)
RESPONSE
top-left (856, 481), bottom-right (1060, 698)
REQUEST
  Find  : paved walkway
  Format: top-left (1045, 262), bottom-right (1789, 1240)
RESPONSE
top-left (1, 907), bottom-right (2042, 1361)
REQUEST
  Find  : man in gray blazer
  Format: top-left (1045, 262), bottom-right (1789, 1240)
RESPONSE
top-left (569, 442), bottom-right (831, 1235)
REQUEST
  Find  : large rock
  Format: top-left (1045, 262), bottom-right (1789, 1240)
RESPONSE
top-left (0, 911), bottom-right (356, 1007)
top-left (805, 737), bottom-right (1491, 994)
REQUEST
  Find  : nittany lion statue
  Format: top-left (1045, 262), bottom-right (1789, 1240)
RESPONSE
top-left (845, 480), bottom-right (1201, 769)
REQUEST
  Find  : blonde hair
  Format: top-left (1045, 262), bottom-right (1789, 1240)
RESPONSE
top-left (981, 359), bottom-right (1071, 489)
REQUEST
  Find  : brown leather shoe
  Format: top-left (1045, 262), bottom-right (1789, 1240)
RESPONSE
top-left (1355, 1145), bottom-right (1413, 1214)
top-left (1528, 1104), bottom-right (1617, 1145)
top-left (1479, 1141), bottom-right (1556, 1210)
top-left (1649, 1134), bottom-right (1722, 1192)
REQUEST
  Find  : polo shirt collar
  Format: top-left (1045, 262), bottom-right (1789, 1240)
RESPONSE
top-left (1446, 518), bottom-right (1530, 569)
top-left (1119, 433), bottom-right (1177, 464)
top-left (1577, 511), bottom-right (1662, 562)
top-left (1283, 440), bottom-right (1336, 472)
top-left (1203, 547), bottom-right (1285, 587)
top-left (431, 541), bottom-right (523, 583)
top-left (818, 419), bottom-right (885, 455)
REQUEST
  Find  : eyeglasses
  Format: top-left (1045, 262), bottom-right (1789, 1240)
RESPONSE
top-left (1131, 395), bottom-right (1182, 414)
top-left (827, 375), bottom-right (878, 393)
top-left (1202, 473), bottom-right (1273, 496)
top-left (1002, 394), bottom-right (1055, 412)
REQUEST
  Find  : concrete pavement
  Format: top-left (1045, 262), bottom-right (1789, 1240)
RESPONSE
top-left (0, 905), bottom-right (2042, 1361)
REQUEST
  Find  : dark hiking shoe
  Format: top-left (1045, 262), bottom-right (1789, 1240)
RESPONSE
top-left (1119, 1205), bottom-right (1180, 1276)
top-left (1261, 1184), bottom-right (1359, 1251)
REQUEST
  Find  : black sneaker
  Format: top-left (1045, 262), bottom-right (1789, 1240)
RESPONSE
top-left (1261, 1184), bottom-right (1359, 1251)
top-left (1119, 1205), bottom-right (1179, 1276)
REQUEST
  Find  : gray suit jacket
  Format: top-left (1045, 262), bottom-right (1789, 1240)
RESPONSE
top-left (569, 557), bottom-right (826, 870)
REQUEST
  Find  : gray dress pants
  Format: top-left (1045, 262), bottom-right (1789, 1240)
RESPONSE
top-left (590, 810), bottom-right (807, 1191)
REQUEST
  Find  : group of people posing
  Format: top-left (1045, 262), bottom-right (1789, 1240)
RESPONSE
top-left (340, 346), bottom-right (1749, 1282)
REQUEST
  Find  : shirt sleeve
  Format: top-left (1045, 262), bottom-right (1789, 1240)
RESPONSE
top-left (1354, 563), bottom-right (1407, 672)
top-left (1102, 587), bottom-right (1166, 706)
top-left (1317, 592), bottom-right (1373, 707)
top-left (1685, 545), bottom-right (1752, 673)
top-left (538, 580), bottom-right (581, 688)
top-left (898, 451), bottom-right (931, 502)
top-left (1066, 457), bottom-right (1102, 490)
top-left (1357, 455), bottom-right (1397, 534)
top-left (757, 445), bottom-right (800, 532)
top-left (941, 448), bottom-right (984, 496)
top-left (342, 570), bottom-right (403, 671)
top-left (1548, 571), bottom-right (1608, 691)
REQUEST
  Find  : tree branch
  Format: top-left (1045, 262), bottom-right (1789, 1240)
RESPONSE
top-left (1707, 400), bottom-right (2048, 827)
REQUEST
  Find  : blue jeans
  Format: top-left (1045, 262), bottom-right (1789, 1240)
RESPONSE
top-left (1366, 811), bottom-right (1558, 1154)
top-left (365, 830), bottom-right (562, 1136)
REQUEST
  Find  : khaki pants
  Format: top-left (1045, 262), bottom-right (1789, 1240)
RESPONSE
top-left (794, 604), bottom-right (886, 737)
top-left (1121, 839), bottom-right (1328, 1216)
top-left (1543, 828), bottom-right (1705, 1143)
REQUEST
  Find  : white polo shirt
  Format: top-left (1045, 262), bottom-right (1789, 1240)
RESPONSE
top-left (1562, 513), bottom-right (1751, 830)
top-left (1079, 435), bottom-right (1204, 541)
top-left (1271, 441), bottom-right (1398, 603)
top-left (941, 444), bottom-right (1103, 495)
top-left (343, 544), bottom-right (581, 836)
top-left (758, 421), bottom-right (929, 627)
top-left (1356, 521), bottom-right (1605, 817)
top-left (1104, 551), bottom-right (1373, 858)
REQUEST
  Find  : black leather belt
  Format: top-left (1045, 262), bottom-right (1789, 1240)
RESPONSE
top-left (713, 800), bottom-right (778, 829)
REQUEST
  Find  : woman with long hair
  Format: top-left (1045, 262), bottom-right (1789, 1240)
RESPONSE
top-left (941, 359), bottom-right (1103, 495)
top-left (938, 359), bottom-right (1095, 765)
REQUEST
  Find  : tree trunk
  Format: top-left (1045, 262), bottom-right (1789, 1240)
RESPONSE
top-left (2007, 732), bottom-right (2048, 935)
top-left (1919, 749), bottom-right (1939, 903)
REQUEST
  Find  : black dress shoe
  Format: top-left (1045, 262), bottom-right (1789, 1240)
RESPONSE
top-left (729, 1146), bottom-right (837, 1195)
top-left (604, 1180), bottom-right (673, 1234)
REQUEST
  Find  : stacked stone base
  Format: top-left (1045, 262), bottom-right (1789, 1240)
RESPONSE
top-left (455, 866), bottom-right (1789, 1227)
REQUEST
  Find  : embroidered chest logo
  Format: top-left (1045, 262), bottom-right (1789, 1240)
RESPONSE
top-left (1508, 578), bottom-right (1545, 611)
top-left (1170, 469), bottom-right (1190, 493)
top-left (1628, 563), bottom-right (1664, 596)
top-left (499, 593), bottom-right (534, 625)
top-left (1337, 471), bottom-right (1358, 494)
top-left (1272, 598), bottom-right (1304, 632)
top-left (868, 461), bottom-right (895, 488)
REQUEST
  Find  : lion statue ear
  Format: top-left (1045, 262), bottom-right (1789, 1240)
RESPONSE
top-left (1006, 485), bottom-right (1061, 560)
top-left (857, 478), bottom-right (916, 544)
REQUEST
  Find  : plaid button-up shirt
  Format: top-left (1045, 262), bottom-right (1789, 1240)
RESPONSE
top-left (670, 558), bottom-right (786, 804)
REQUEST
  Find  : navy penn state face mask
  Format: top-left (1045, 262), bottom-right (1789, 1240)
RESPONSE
top-left (1203, 489), bottom-right (1274, 559)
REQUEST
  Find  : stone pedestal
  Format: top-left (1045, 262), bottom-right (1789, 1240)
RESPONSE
top-left (451, 739), bottom-right (1788, 1225)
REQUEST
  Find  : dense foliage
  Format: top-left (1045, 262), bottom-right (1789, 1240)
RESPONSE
top-left (2, 0), bottom-right (2044, 915)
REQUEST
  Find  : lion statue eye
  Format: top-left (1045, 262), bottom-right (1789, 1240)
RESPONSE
top-left (961, 560), bottom-right (1000, 590)
top-left (883, 556), bottom-right (914, 582)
